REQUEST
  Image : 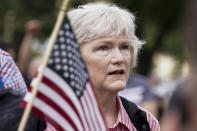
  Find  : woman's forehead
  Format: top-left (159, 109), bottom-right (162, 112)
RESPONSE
top-left (83, 35), bottom-right (130, 44)
top-left (99, 37), bottom-right (130, 44)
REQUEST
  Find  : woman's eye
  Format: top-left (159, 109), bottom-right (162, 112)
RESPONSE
top-left (96, 45), bottom-right (111, 56)
top-left (121, 45), bottom-right (129, 50)
top-left (98, 45), bottom-right (108, 51)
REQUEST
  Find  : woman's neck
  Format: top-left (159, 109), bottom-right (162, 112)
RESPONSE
top-left (96, 90), bottom-right (119, 128)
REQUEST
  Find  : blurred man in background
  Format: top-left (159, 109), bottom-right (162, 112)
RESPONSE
top-left (0, 48), bottom-right (26, 93)
top-left (119, 73), bottom-right (158, 117)
top-left (161, 0), bottom-right (197, 130)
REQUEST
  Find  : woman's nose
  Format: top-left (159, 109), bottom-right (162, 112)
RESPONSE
top-left (111, 49), bottom-right (124, 64)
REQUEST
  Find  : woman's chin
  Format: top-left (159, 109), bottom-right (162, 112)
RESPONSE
top-left (109, 81), bottom-right (126, 92)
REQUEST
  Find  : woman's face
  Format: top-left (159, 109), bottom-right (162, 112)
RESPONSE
top-left (80, 35), bottom-right (132, 93)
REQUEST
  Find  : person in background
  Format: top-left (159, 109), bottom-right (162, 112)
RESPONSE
top-left (119, 73), bottom-right (158, 117)
top-left (161, 77), bottom-right (197, 131)
top-left (0, 48), bottom-right (27, 94)
top-left (24, 56), bottom-right (42, 87)
top-left (16, 19), bottom-right (43, 87)
top-left (17, 20), bottom-right (42, 75)
top-left (0, 81), bottom-right (45, 131)
top-left (161, 0), bottom-right (197, 130)
top-left (66, 2), bottom-right (160, 130)
top-left (0, 21), bottom-right (46, 130)
top-left (1, 19), bottom-right (42, 88)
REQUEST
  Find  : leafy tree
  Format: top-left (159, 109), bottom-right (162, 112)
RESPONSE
top-left (0, 0), bottom-right (189, 76)
top-left (112, 0), bottom-right (187, 76)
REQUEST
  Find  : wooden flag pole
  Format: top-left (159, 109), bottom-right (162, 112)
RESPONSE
top-left (18, 0), bottom-right (70, 130)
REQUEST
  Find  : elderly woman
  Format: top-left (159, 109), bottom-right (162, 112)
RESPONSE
top-left (67, 2), bottom-right (160, 131)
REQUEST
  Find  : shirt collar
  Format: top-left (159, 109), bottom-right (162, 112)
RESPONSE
top-left (110, 95), bottom-right (134, 130)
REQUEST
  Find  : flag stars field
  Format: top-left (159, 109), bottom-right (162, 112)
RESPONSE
top-left (60, 44), bottom-right (66, 49)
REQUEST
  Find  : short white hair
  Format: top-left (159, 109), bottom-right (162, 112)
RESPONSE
top-left (67, 2), bottom-right (145, 67)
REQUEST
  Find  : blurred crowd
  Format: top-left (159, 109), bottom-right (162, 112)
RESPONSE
top-left (1, 19), bottom-right (44, 87)
top-left (0, 0), bottom-right (197, 130)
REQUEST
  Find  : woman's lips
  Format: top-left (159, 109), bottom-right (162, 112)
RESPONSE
top-left (108, 69), bottom-right (125, 75)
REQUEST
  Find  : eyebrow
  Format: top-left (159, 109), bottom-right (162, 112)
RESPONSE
top-left (101, 39), bottom-right (130, 45)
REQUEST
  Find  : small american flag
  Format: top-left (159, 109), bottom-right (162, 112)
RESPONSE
top-left (22, 16), bottom-right (106, 131)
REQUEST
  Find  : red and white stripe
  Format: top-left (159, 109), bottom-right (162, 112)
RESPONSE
top-left (22, 67), bottom-right (106, 131)
top-left (109, 96), bottom-right (160, 131)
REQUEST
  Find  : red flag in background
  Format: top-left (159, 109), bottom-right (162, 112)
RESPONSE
top-left (22, 16), bottom-right (106, 131)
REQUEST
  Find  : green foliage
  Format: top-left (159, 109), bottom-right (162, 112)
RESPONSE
top-left (0, 0), bottom-right (58, 51)
top-left (112, 0), bottom-right (187, 75)
top-left (0, 0), bottom-right (189, 76)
